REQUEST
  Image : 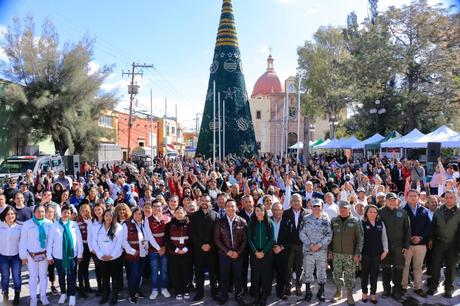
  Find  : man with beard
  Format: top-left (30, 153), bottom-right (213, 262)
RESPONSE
top-left (190, 195), bottom-right (219, 301)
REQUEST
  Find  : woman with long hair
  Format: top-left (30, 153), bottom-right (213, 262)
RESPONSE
top-left (76, 204), bottom-right (93, 298)
top-left (45, 206), bottom-right (59, 296)
top-left (360, 204), bottom-right (388, 304)
top-left (122, 207), bottom-right (149, 303)
top-left (92, 208), bottom-right (123, 305)
top-left (89, 203), bottom-right (106, 296)
top-left (0, 206), bottom-right (22, 305)
top-left (34, 182), bottom-right (45, 203)
top-left (165, 206), bottom-right (191, 300)
top-left (19, 205), bottom-right (53, 306)
top-left (46, 204), bottom-right (84, 306)
top-left (247, 203), bottom-right (275, 306)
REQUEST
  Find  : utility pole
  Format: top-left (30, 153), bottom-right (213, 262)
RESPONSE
top-left (122, 62), bottom-right (154, 160)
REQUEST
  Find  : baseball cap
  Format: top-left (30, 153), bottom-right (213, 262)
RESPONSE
top-left (376, 192), bottom-right (386, 198)
top-left (312, 199), bottom-right (323, 207)
top-left (339, 200), bottom-right (351, 208)
top-left (357, 187), bottom-right (365, 193)
top-left (385, 192), bottom-right (398, 200)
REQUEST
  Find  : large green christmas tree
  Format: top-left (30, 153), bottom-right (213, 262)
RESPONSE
top-left (196, 0), bottom-right (257, 158)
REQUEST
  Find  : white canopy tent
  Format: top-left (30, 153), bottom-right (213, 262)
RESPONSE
top-left (336, 136), bottom-right (361, 149)
top-left (441, 133), bottom-right (460, 148)
top-left (402, 125), bottom-right (458, 148)
top-left (314, 139), bottom-right (333, 149)
top-left (351, 133), bottom-right (384, 150)
top-left (288, 141), bottom-right (315, 150)
top-left (380, 128), bottom-right (425, 148)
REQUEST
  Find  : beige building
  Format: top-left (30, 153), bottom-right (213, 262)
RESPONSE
top-left (249, 54), bottom-right (332, 154)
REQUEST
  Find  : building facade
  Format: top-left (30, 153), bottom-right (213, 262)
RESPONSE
top-left (249, 55), bottom-right (333, 154)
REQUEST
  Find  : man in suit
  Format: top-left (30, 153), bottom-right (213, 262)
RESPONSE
top-left (390, 161), bottom-right (404, 192)
top-left (271, 202), bottom-right (289, 300)
top-left (237, 195), bottom-right (254, 295)
top-left (214, 199), bottom-right (247, 306)
top-left (190, 195), bottom-right (219, 301)
top-left (282, 193), bottom-right (308, 296)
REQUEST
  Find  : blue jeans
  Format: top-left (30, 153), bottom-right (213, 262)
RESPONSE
top-left (54, 258), bottom-right (77, 296)
top-left (149, 252), bottom-right (168, 290)
top-left (0, 254), bottom-right (22, 292)
top-left (127, 257), bottom-right (147, 297)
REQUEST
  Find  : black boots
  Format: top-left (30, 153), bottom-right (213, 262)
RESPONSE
top-left (317, 283), bottom-right (326, 302)
top-left (304, 283), bottom-right (312, 301)
top-left (13, 291), bottom-right (20, 305)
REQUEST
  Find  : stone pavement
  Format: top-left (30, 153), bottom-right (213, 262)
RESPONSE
top-left (3, 265), bottom-right (460, 306)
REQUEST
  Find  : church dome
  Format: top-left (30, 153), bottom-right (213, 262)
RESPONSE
top-left (251, 54), bottom-right (282, 98)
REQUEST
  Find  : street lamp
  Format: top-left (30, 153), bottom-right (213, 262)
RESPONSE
top-left (329, 115), bottom-right (339, 139)
top-left (369, 99), bottom-right (386, 133)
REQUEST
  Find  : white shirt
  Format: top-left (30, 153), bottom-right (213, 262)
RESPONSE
top-left (294, 210), bottom-right (301, 228)
top-left (122, 220), bottom-right (148, 258)
top-left (304, 191), bottom-right (313, 201)
top-left (273, 218), bottom-right (282, 243)
top-left (47, 220), bottom-right (84, 260)
top-left (19, 218), bottom-right (53, 260)
top-left (92, 223), bottom-right (123, 260)
top-left (323, 202), bottom-right (339, 220)
top-left (88, 219), bottom-right (103, 252)
top-left (227, 215), bottom-right (236, 248)
top-left (0, 221), bottom-right (21, 256)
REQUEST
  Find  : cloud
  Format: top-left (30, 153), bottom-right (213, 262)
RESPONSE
top-left (88, 61), bottom-right (101, 75)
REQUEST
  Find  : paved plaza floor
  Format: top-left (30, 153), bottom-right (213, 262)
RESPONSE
top-left (3, 265), bottom-right (459, 306)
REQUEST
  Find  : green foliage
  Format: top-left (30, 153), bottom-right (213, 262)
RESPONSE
top-left (297, 26), bottom-right (352, 126)
top-left (298, 0), bottom-right (460, 138)
top-left (0, 17), bottom-right (117, 159)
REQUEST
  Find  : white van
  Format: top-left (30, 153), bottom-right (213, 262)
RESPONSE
top-left (0, 155), bottom-right (65, 182)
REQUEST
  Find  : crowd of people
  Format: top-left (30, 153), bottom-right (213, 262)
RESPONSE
top-left (0, 152), bottom-right (459, 306)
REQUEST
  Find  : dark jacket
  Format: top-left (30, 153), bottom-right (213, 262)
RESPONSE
top-left (379, 206), bottom-right (411, 250)
top-left (403, 203), bottom-right (431, 245)
top-left (330, 215), bottom-right (363, 255)
top-left (271, 216), bottom-right (289, 250)
top-left (282, 207), bottom-right (308, 245)
top-left (214, 215), bottom-right (247, 256)
top-left (190, 209), bottom-right (218, 251)
top-left (429, 205), bottom-right (460, 246)
top-left (165, 217), bottom-right (191, 255)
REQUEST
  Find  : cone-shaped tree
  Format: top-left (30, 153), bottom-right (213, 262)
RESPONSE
top-left (196, 0), bottom-right (257, 158)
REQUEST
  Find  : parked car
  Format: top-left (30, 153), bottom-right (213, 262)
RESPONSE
top-left (0, 154), bottom-right (65, 183)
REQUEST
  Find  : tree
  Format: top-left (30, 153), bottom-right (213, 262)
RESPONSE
top-left (342, 0), bottom-right (459, 137)
top-left (0, 17), bottom-right (117, 159)
top-left (384, 0), bottom-right (460, 133)
top-left (297, 26), bottom-right (352, 144)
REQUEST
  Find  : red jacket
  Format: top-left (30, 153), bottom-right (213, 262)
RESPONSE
top-left (165, 218), bottom-right (191, 255)
top-left (146, 215), bottom-right (170, 253)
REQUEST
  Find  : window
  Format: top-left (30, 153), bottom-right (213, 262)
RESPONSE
top-left (256, 111), bottom-right (261, 119)
top-left (98, 115), bottom-right (113, 128)
top-left (289, 107), bottom-right (297, 117)
top-left (256, 142), bottom-right (261, 150)
top-left (138, 140), bottom-right (145, 147)
top-left (166, 126), bottom-right (170, 136)
top-left (171, 127), bottom-right (176, 135)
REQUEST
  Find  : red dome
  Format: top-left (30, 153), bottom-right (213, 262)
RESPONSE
top-left (251, 55), bottom-right (282, 98)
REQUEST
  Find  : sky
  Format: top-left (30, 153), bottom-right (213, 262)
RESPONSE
top-left (0, 0), bottom-right (457, 130)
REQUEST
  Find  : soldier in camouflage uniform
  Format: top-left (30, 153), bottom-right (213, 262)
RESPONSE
top-left (299, 199), bottom-right (332, 302)
top-left (330, 200), bottom-right (363, 306)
